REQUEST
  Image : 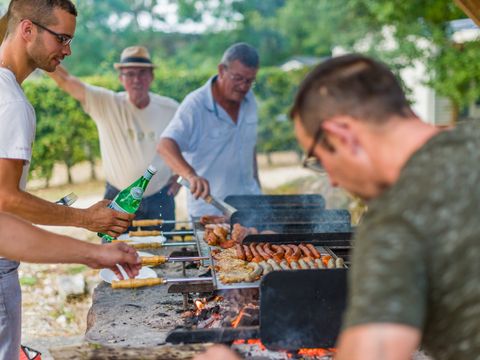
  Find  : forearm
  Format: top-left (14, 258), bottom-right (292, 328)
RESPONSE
top-left (336, 324), bottom-right (420, 360)
top-left (46, 65), bottom-right (86, 104)
top-left (157, 137), bottom-right (197, 178)
top-left (0, 188), bottom-right (87, 228)
top-left (0, 213), bottom-right (96, 264)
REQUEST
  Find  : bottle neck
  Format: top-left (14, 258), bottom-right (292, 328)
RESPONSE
top-left (143, 169), bottom-right (154, 181)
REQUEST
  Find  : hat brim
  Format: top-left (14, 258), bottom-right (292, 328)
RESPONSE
top-left (114, 62), bottom-right (157, 69)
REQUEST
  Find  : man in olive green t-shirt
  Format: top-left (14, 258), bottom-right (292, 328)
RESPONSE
top-left (290, 54), bottom-right (480, 360)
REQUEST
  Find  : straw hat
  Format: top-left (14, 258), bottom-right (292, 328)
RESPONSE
top-left (113, 46), bottom-right (156, 69)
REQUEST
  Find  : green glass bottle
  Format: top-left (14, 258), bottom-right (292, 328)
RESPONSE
top-left (98, 165), bottom-right (157, 242)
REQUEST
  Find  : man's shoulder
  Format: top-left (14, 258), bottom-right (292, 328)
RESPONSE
top-left (149, 93), bottom-right (179, 109)
top-left (0, 69), bottom-right (25, 103)
top-left (180, 83), bottom-right (210, 107)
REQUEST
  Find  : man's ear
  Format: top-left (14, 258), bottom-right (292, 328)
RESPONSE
top-left (322, 117), bottom-right (360, 153)
top-left (20, 20), bottom-right (34, 42)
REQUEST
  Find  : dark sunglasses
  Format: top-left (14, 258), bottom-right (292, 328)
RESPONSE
top-left (302, 126), bottom-right (326, 173)
top-left (30, 20), bottom-right (73, 46)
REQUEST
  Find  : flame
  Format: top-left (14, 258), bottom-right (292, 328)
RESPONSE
top-left (233, 339), bottom-right (266, 350)
top-left (231, 308), bottom-right (246, 328)
top-left (297, 348), bottom-right (336, 356)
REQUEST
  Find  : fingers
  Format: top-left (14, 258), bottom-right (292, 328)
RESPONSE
top-left (85, 201), bottom-right (134, 234)
top-left (188, 176), bottom-right (210, 200)
top-left (193, 345), bottom-right (241, 360)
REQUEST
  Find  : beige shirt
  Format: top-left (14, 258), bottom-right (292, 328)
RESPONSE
top-left (84, 85), bottom-right (178, 196)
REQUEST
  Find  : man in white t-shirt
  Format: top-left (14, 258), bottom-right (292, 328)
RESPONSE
top-left (0, 1), bottom-right (138, 358)
top-left (48, 46), bottom-right (180, 230)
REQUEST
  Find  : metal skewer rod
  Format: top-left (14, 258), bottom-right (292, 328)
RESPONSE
top-left (132, 219), bottom-right (192, 227)
top-left (111, 240), bottom-right (196, 249)
top-left (128, 230), bottom-right (194, 237)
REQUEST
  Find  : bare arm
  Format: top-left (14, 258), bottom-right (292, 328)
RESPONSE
top-left (336, 324), bottom-right (421, 360)
top-left (157, 137), bottom-right (210, 199)
top-left (0, 212), bottom-right (141, 278)
top-left (0, 159), bottom-right (133, 237)
top-left (47, 65), bottom-right (86, 105)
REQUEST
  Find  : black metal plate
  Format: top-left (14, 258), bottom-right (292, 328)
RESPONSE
top-left (260, 269), bottom-right (347, 350)
top-left (231, 209), bottom-right (351, 228)
top-left (225, 194), bottom-right (326, 210)
top-left (242, 230), bottom-right (353, 247)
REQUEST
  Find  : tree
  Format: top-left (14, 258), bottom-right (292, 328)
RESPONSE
top-left (340, 0), bottom-right (478, 124)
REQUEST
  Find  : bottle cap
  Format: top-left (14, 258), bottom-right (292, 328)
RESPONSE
top-left (147, 165), bottom-right (157, 174)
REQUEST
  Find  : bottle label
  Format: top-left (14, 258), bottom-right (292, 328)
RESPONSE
top-left (130, 186), bottom-right (144, 200)
top-left (108, 201), bottom-right (127, 213)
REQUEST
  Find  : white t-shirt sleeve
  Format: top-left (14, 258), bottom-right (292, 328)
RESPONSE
top-left (0, 100), bottom-right (35, 162)
top-left (160, 98), bottom-right (199, 152)
top-left (83, 84), bottom-right (120, 126)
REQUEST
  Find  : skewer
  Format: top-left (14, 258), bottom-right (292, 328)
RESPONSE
top-left (128, 230), bottom-right (194, 237)
top-left (132, 219), bottom-right (192, 227)
top-left (111, 276), bottom-right (213, 289)
top-left (140, 255), bottom-right (208, 266)
top-left (112, 240), bottom-right (196, 249)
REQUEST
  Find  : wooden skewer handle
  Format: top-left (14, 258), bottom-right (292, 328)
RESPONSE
top-left (129, 230), bottom-right (161, 237)
top-left (141, 256), bottom-right (167, 266)
top-left (111, 277), bottom-right (164, 289)
top-left (129, 243), bottom-right (163, 250)
top-left (132, 219), bottom-right (162, 227)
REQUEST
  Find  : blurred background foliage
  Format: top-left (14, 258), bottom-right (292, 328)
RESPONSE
top-left (0, 0), bottom-right (477, 185)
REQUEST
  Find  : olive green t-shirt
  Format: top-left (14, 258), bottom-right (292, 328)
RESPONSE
top-left (344, 122), bottom-right (480, 359)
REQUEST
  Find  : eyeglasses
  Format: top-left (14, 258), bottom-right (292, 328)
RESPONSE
top-left (225, 69), bottom-right (256, 87)
top-left (302, 126), bottom-right (326, 173)
top-left (30, 20), bottom-right (73, 46)
top-left (120, 69), bottom-right (152, 79)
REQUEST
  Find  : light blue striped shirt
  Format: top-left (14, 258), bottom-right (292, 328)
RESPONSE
top-left (161, 76), bottom-right (261, 216)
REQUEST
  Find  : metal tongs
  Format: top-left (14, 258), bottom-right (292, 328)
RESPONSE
top-left (111, 276), bottom-right (213, 289)
top-left (177, 176), bottom-right (237, 218)
top-left (55, 192), bottom-right (78, 206)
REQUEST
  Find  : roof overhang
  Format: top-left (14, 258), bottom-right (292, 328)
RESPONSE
top-left (455, 0), bottom-right (480, 27)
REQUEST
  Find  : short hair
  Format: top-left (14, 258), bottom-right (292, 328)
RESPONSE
top-left (220, 42), bottom-right (259, 69)
top-left (290, 54), bottom-right (413, 135)
top-left (6, 0), bottom-right (77, 36)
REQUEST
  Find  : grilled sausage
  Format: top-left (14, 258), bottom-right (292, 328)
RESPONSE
top-left (279, 260), bottom-right (291, 270)
top-left (281, 245), bottom-right (293, 262)
top-left (298, 259), bottom-right (310, 269)
top-left (263, 243), bottom-right (275, 257)
top-left (256, 243), bottom-right (270, 260)
top-left (290, 261), bottom-right (300, 269)
top-left (336, 257), bottom-right (345, 268)
top-left (315, 258), bottom-right (325, 268)
top-left (306, 244), bottom-right (321, 259)
top-left (299, 244), bottom-right (313, 258)
top-left (288, 245), bottom-right (301, 261)
top-left (236, 244), bottom-right (245, 260)
top-left (247, 262), bottom-right (263, 280)
top-left (219, 240), bottom-right (236, 249)
top-left (250, 243), bottom-right (263, 263)
top-left (267, 258), bottom-right (282, 271)
top-left (243, 245), bottom-right (253, 262)
top-left (259, 261), bottom-right (273, 274)
top-left (304, 257), bottom-right (316, 269)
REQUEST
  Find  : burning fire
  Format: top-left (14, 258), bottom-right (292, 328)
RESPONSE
top-left (233, 339), bottom-right (266, 351)
top-left (231, 308), bottom-right (246, 328)
top-left (295, 348), bottom-right (336, 357)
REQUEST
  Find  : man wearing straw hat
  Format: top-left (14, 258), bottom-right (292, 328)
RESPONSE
top-left (49, 46), bottom-right (179, 229)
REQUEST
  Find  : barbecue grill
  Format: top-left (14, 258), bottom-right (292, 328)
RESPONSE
top-left (164, 194), bottom-right (353, 350)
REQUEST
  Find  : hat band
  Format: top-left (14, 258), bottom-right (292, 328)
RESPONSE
top-left (120, 56), bottom-right (152, 64)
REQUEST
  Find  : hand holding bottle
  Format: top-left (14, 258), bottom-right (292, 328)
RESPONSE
top-left (82, 199), bottom-right (135, 237)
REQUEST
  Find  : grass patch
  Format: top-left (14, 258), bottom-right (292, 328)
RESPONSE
top-left (20, 276), bottom-right (38, 286)
top-left (66, 265), bottom-right (87, 275)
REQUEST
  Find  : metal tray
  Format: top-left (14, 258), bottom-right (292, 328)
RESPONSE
top-left (210, 244), bottom-right (346, 290)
